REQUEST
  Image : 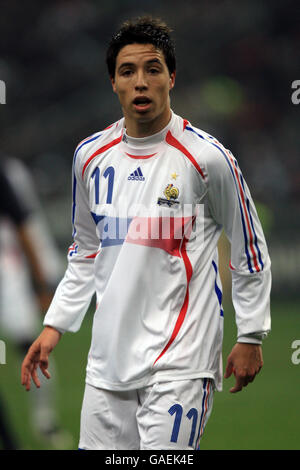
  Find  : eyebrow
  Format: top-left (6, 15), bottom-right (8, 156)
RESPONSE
top-left (117, 58), bottom-right (163, 72)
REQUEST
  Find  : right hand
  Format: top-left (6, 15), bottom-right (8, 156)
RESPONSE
top-left (21, 326), bottom-right (62, 391)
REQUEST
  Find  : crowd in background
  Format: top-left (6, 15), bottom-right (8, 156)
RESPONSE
top-left (0, 0), bottom-right (299, 293)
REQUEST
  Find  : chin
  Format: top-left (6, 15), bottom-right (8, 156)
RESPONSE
top-left (135, 112), bottom-right (154, 122)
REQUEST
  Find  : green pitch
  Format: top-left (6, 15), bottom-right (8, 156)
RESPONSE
top-left (0, 298), bottom-right (299, 450)
top-left (201, 298), bottom-right (300, 450)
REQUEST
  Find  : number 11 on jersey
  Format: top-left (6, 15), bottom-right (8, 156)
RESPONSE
top-left (92, 166), bottom-right (115, 204)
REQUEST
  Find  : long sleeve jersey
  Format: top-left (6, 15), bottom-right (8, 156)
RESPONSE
top-left (44, 111), bottom-right (271, 391)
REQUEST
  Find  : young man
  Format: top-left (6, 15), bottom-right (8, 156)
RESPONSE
top-left (21, 17), bottom-right (271, 450)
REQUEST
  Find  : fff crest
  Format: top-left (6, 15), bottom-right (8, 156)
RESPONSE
top-left (157, 183), bottom-right (180, 207)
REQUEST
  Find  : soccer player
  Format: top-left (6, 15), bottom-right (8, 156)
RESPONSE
top-left (21, 16), bottom-right (271, 450)
top-left (0, 164), bottom-right (29, 450)
top-left (0, 156), bottom-right (72, 449)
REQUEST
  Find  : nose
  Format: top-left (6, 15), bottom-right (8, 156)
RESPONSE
top-left (135, 70), bottom-right (148, 91)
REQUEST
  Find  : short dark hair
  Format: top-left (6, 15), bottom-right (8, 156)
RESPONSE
top-left (106, 16), bottom-right (176, 78)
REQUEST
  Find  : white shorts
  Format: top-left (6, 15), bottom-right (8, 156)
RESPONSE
top-left (79, 378), bottom-right (214, 450)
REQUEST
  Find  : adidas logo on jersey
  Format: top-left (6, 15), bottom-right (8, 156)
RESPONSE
top-left (128, 167), bottom-right (145, 181)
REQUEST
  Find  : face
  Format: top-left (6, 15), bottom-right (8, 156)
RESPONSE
top-left (111, 43), bottom-right (176, 137)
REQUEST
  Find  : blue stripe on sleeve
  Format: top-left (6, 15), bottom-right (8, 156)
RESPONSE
top-left (185, 126), bottom-right (258, 273)
top-left (71, 133), bottom-right (102, 238)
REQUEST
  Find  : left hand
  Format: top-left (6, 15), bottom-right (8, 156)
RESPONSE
top-left (224, 343), bottom-right (263, 393)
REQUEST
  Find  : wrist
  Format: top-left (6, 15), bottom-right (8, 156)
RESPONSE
top-left (44, 325), bottom-right (63, 337)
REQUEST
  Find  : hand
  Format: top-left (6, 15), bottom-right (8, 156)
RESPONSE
top-left (21, 326), bottom-right (62, 391)
top-left (224, 343), bottom-right (263, 393)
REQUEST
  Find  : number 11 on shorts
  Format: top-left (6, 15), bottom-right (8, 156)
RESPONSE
top-left (168, 404), bottom-right (198, 447)
top-left (168, 379), bottom-right (212, 449)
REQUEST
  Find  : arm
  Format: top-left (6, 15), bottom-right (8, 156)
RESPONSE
top-left (17, 222), bottom-right (53, 312)
top-left (0, 162), bottom-right (54, 313)
top-left (42, 148), bottom-right (99, 333)
top-left (21, 147), bottom-right (99, 389)
top-left (206, 143), bottom-right (271, 393)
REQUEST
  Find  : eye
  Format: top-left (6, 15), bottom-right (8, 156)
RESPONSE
top-left (121, 69), bottom-right (133, 77)
top-left (148, 68), bottom-right (160, 74)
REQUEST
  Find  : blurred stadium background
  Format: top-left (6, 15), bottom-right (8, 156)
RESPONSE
top-left (0, 0), bottom-right (299, 450)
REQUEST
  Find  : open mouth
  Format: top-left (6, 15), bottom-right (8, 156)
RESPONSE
top-left (133, 96), bottom-right (152, 109)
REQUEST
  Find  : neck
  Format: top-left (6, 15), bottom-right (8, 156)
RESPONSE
top-left (124, 107), bottom-right (172, 138)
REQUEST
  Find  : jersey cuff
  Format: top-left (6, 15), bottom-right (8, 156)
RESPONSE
top-left (237, 336), bottom-right (262, 345)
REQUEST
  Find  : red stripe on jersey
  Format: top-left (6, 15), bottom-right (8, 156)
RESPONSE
top-left (183, 119), bottom-right (189, 130)
top-left (104, 120), bottom-right (121, 130)
top-left (166, 131), bottom-right (205, 180)
top-left (82, 135), bottom-right (122, 178)
top-left (153, 216), bottom-right (196, 366)
top-left (125, 152), bottom-right (157, 159)
top-left (224, 148), bottom-right (260, 272)
top-left (85, 251), bottom-right (100, 259)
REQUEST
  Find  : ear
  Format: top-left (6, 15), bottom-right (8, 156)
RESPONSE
top-left (169, 71), bottom-right (176, 91)
top-left (110, 77), bottom-right (117, 93)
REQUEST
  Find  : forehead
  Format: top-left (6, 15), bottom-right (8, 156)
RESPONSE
top-left (116, 43), bottom-right (166, 66)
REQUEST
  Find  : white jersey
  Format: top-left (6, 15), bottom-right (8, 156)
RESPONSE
top-left (44, 112), bottom-right (271, 391)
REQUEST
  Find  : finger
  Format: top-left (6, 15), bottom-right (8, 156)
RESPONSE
top-left (21, 352), bottom-right (39, 387)
top-left (21, 341), bottom-right (42, 390)
top-left (23, 364), bottom-right (34, 391)
top-left (21, 370), bottom-right (30, 390)
top-left (230, 372), bottom-right (256, 392)
top-left (31, 363), bottom-right (41, 388)
top-left (39, 345), bottom-right (52, 379)
top-left (40, 365), bottom-right (51, 380)
top-left (21, 359), bottom-right (33, 390)
top-left (39, 349), bottom-right (48, 370)
top-left (224, 362), bottom-right (234, 379)
top-left (25, 376), bottom-right (31, 391)
top-left (230, 375), bottom-right (245, 393)
top-left (39, 359), bottom-right (51, 380)
top-left (21, 364), bottom-right (28, 386)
